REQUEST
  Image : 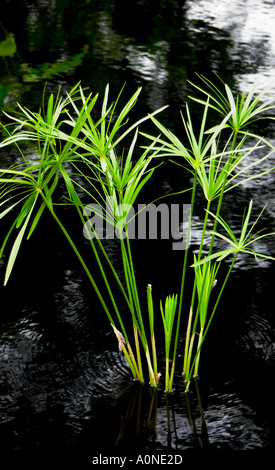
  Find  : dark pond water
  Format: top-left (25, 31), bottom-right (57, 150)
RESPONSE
top-left (1, 0), bottom-right (275, 464)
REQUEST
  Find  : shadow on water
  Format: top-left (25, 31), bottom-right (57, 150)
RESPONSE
top-left (1, 0), bottom-right (275, 461)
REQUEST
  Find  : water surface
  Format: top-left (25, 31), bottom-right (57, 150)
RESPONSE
top-left (0, 0), bottom-right (275, 461)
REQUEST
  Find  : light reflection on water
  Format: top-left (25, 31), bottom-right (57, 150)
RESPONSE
top-left (186, 0), bottom-right (275, 97)
top-left (186, 0), bottom-right (275, 59)
top-left (203, 391), bottom-right (267, 450)
top-left (125, 43), bottom-right (169, 84)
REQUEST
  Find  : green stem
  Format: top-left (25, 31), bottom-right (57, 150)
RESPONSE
top-left (134, 325), bottom-right (144, 383)
top-left (184, 331), bottom-right (196, 388)
top-left (165, 357), bottom-right (170, 392)
top-left (40, 190), bottom-right (114, 324)
top-left (80, 206), bottom-right (130, 337)
top-left (209, 131), bottom-right (238, 257)
top-left (119, 237), bottom-right (144, 379)
top-left (169, 173), bottom-right (197, 389)
top-left (151, 333), bottom-right (158, 383)
top-left (59, 166), bottom-right (134, 346)
top-left (185, 133), bottom-right (240, 386)
top-left (120, 230), bottom-right (157, 385)
top-left (193, 328), bottom-right (203, 377)
top-left (182, 306), bottom-right (194, 378)
top-left (125, 233), bottom-right (157, 386)
top-left (121, 343), bottom-right (138, 379)
top-left (198, 199), bottom-right (211, 260)
top-left (125, 340), bottom-right (141, 379)
top-left (186, 253), bottom-right (238, 386)
top-left (145, 346), bottom-right (157, 387)
top-left (178, 173), bottom-right (197, 316)
top-left (40, 190), bottom-right (142, 382)
top-left (182, 200), bottom-right (210, 379)
top-left (147, 284), bottom-right (158, 381)
top-left (204, 254), bottom-right (238, 343)
top-left (125, 234), bottom-right (143, 324)
top-left (80, 202), bottom-right (133, 313)
top-left (119, 236), bottom-right (144, 344)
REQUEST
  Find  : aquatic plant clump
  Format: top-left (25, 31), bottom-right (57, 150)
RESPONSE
top-left (0, 77), bottom-right (275, 393)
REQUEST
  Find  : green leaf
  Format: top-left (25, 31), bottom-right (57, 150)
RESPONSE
top-left (4, 194), bottom-right (38, 285)
top-left (46, 94), bottom-right (54, 126)
top-left (191, 249), bottom-right (233, 267)
top-left (16, 193), bottom-right (37, 228)
top-left (27, 176), bottom-right (59, 238)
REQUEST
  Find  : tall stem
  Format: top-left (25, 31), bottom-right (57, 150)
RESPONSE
top-left (168, 173), bottom-right (197, 390)
top-left (119, 236), bottom-right (144, 380)
top-left (40, 191), bottom-right (113, 323)
top-left (125, 235), bottom-right (157, 386)
top-left (182, 199), bottom-right (210, 379)
top-left (182, 306), bottom-right (194, 380)
top-left (134, 325), bottom-right (144, 383)
top-left (209, 131), bottom-right (238, 257)
top-left (60, 167), bottom-right (134, 341)
top-left (186, 253), bottom-right (238, 386)
top-left (40, 190), bottom-right (140, 380)
top-left (193, 328), bottom-right (203, 377)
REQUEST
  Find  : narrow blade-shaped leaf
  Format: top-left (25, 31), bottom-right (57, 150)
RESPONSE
top-left (4, 194), bottom-right (38, 285)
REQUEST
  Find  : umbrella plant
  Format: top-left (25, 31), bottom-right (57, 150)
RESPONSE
top-left (142, 75), bottom-right (275, 390)
top-left (0, 77), bottom-right (275, 393)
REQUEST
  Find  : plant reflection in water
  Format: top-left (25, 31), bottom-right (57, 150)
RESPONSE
top-left (114, 378), bottom-right (209, 452)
